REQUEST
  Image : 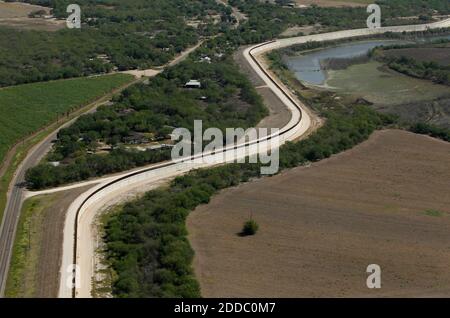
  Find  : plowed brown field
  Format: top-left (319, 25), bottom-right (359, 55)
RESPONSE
top-left (187, 130), bottom-right (450, 297)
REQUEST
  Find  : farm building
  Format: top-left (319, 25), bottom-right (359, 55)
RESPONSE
top-left (185, 80), bottom-right (202, 88)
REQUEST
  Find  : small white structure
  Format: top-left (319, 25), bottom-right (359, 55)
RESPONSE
top-left (185, 80), bottom-right (201, 88)
top-left (200, 56), bottom-right (212, 63)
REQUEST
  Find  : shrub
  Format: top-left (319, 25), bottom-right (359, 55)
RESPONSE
top-left (241, 219), bottom-right (259, 236)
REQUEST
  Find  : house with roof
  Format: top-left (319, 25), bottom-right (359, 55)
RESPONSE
top-left (185, 80), bottom-right (202, 88)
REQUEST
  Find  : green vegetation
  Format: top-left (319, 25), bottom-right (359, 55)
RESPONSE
top-left (104, 89), bottom-right (396, 297)
top-left (225, 0), bottom-right (450, 45)
top-left (3, 0), bottom-right (448, 87)
top-left (0, 0), bottom-right (228, 86)
top-left (423, 209), bottom-right (445, 217)
top-left (241, 219), bottom-right (259, 236)
top-left (5, 194), bottom-right (56, 298)
top-left (99, 0), bottom-right (450, 299)
top-left (377, 0), bottom-right (450, 19)
top-left (7, 0), bottom-right (449, 298)
top-left (374, 40), bottom-right (450, 86)
top-left (92, 205), bottom-right (121, 298)
top-left (0, 73), bottom-right (134, 165)
top-left (25, 57), bottom-right (268, 190)
top-left (410, 122), bottom-right (450, 142)
top-left (270, 32), bottom-right (450, 129)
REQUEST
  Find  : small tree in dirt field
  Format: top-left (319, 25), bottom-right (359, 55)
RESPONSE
top-left (242, 219), bottom-right (259, 236)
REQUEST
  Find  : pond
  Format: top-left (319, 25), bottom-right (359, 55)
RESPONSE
top-left (285, 40), bottom-right (409, 86)
top-left (285, 35), bottom-right (450, 86)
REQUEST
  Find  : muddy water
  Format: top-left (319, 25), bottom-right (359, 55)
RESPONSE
top-left (285, 35), bottom-right (450, 86)
top-left (285, 40), bottom-right (408, 85)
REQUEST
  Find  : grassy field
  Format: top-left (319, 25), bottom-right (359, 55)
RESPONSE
top-left (4, 194), bottom-right (56, 298)
top-left (327, 61), bottom-right (450, 105)
top-left (0, 74), bottom-right (134, 166)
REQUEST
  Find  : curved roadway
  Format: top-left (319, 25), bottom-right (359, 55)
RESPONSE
top-left (56, 18), bottom-right (450, 298)
top-left (0, 18), bottom-right (448, 298)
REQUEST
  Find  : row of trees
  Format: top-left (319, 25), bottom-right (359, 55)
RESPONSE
top-left (25, 147), bottom-right (172, 190)
top-left (25, 56), bottom-right (268, 189)
top-left (104, 95), bottom-right (398, 297)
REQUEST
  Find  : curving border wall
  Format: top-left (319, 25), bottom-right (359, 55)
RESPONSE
top-left (60, 18), bottom-right (450, 298)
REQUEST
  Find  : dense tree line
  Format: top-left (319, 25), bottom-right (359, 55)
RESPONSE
top-left (0, 0), bottom-right (230, 87)
top-left (104, 97), bottom-right (397, 298)
top-left (410, 122), bottom-right (450, 142)
top-left (4, 0), bottom-right (448, 87)
top-left (25, 147), bottom-right (172, 190)
top-left (25, 57), bottom-right (268, 189)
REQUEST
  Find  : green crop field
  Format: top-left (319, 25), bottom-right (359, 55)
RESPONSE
top-left (0, 74), bottom-right (134, 164)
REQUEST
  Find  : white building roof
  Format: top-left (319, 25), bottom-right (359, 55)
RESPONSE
top-left (185, 80), bottom-right (201, 87)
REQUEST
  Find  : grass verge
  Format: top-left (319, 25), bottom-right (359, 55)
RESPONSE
top-left (4, 194), bottom-right (56, 297)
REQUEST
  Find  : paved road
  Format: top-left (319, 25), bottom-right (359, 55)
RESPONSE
top-left (0, 132), bottom-right (53, 295)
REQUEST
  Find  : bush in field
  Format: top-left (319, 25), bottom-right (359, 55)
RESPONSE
top-left (241, 219), bottom-right (259, 236)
